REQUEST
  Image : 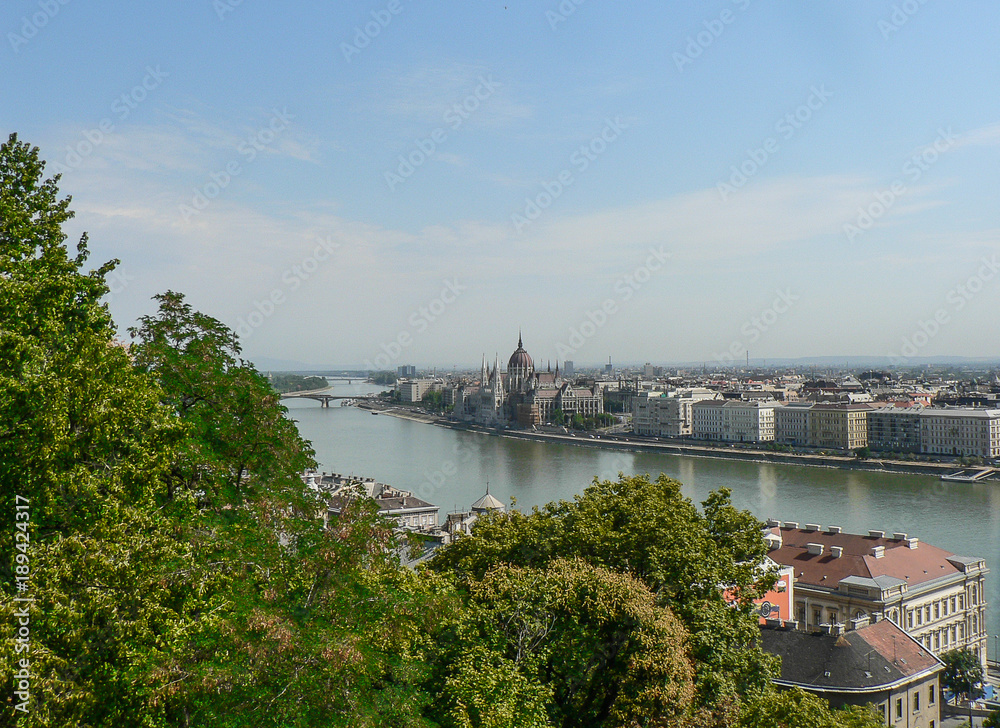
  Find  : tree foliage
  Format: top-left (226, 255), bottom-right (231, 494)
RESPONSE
top-left (428, 473), bottom-right (779, 711)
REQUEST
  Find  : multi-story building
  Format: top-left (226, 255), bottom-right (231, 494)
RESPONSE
top-left (774, 402), bottom-right (813, 446)
top-left (760, 617), bottom-right (943, 727)
top-left (691, 399), bottom-right (777, 442)
top-left (867, 405), bottom-right (924, 453)
top-left (632, 388), bottom-right (719, 437)
top-left (807, 403), bottom-right (870, 450)
top-left (397, 364), bottom-right (416, 378)
top-left (396, 378), bottom-right (436, 403)
top-left (919, 407), bottom-right (1000, 458)
top-left (765, 523), bottom-right (989, 669)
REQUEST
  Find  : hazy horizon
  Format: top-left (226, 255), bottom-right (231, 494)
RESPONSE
top-left (5, 2), bottom-right (1000, 368)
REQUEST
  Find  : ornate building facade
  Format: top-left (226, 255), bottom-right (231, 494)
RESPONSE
top-left (460, 334), bottom-right (604, 427)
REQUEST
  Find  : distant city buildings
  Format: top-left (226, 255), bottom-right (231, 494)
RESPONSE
top-left (444, 334), bottom-right (604, 427)
top-left (397, 364), bottom-right (416, 378)
top-left (625, 374), bottom-right (1000, 457)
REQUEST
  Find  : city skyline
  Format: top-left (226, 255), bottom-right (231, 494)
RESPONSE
top-left (4, 2), bottom-right (1000, 367)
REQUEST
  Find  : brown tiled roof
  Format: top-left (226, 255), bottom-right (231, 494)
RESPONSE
top-left (858, 619), bottom-right (938, 678)
top-left (768, 527), bottom-right (963, 589)
top-left (761, 618), bottom-right (941, 690)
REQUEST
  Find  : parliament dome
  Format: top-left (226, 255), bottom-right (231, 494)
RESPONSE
top-left (507, 333), bottom-right (533, 371)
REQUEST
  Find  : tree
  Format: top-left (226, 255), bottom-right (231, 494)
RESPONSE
top-left (130, 293), bottom-right (441, 726)
top-left (427, 558), bottom-right (705, 728)
top-left (551, 409), bottom-right (566, 426)
top-left (738, 688), bottom-right (882, 728)
top-left (0, 132), bottom-right (190, 726)
top-left (984, 708), bottom-right (1000, 728)
top-left (940, 648), bottom-right (985, 725)
top-left (428, 474), bottom-right (778, 714)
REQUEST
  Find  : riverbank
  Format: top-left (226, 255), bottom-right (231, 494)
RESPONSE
top-left (360, 402), bottom-right (998, 480)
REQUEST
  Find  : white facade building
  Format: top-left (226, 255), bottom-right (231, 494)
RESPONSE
top-left (631, 388), bottom-right (719, 437)
top-left (919, 408), bottom-right (1000, 458)
top-left (692, 399), bottom-right (777, 442)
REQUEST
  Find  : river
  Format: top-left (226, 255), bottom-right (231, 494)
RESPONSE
top-left (283, 379), bottom-right (1000, 641)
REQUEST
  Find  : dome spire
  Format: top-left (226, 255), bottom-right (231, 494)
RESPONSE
top-left (518, 329), bottom-right (523, 349)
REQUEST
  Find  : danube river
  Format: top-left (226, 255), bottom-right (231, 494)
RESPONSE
top-left (284, 380), bottom-right (1000, 641)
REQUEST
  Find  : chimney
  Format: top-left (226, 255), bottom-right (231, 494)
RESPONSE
top-left (766, 518), bottom-right (781, 528)
top-left (906, 537), bottom-right (919, 549)
top-left (830, 546), bottom-right (843, 559)
top-left (850, 614), bottom-right (871, 631)
top-left (870, 612), bottom-right (882, 623)
top-left (782, 619), bottom-right (799, 630)
top-left (870, 546), bottom-right (885, 559)
top-left (804, 523), bottom-right (821, 532)
top-left (807, 542), bottom-right (825, 556)
top-left (827, 525), bottom-right (842, 534)
top-left (868, 529), bottom-right (885, 539)
top-left (892, 532), bottom-right (908, 540)
top-left (784, 521), bottom-right (799, 529)
top-left (765, 618), bottom-right (782, 629)
top-left (820, 623), bottom-right (844, 636)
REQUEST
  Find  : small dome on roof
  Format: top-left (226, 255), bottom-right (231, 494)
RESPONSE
top-left (471, 486), bottom-right (505, 512)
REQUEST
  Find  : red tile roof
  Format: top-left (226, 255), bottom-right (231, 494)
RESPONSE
top-left (768, 527), bottom-right (962, 589)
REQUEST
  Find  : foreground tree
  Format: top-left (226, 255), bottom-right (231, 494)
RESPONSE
top-left (0, 133), bottom-right (189, 725)
top-left (426, 558), bottom-right (706, 728)
top-left (428, 473), bottom-right (777, 714)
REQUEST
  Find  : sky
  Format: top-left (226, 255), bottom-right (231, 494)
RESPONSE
top-left (3, 1), bottom-right (1000, 369)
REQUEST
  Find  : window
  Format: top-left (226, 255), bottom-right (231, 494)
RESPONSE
top-left (896, 698), bottom-right (903, 719)
top-left (914, 690), bottom-right (920, 711)
top-left (929, 685), bottom-right (935, 705)
top-left (908, 610), bottom-right (914, 629)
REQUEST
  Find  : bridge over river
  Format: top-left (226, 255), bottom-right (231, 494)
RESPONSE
top-left (279, 390), bottom-right (380, 408)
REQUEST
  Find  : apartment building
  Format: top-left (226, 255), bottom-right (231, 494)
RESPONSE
top-left (919, 407), bottom-right (1000, 458)
top-left (774, 402), bottom-right (813, 446)
top-left (632, 388), bottom-right (719, 437)
top-left (807, 403), bottom-right (870, 450)
top-left (396, 378), bottom-right (437, 403)
top-left (765, 523), bottom-right (989, 670)
top-left (692, 399), bottom-right (777, 442)
top-left (868, 405), bottom-right (924, 453)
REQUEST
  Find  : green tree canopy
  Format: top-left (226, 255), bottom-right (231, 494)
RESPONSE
top-left (427, 473), bottom-right (778, 712)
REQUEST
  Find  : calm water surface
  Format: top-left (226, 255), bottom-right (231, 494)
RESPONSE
top-left (284, 380), bottom-right (1000, 640)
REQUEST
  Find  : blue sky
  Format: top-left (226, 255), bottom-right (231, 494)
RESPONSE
top-left (4, 1), bottom-right (1000, 368)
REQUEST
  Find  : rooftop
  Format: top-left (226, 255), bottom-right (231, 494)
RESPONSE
top-left (760, 618), bottom-right (942, 691)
